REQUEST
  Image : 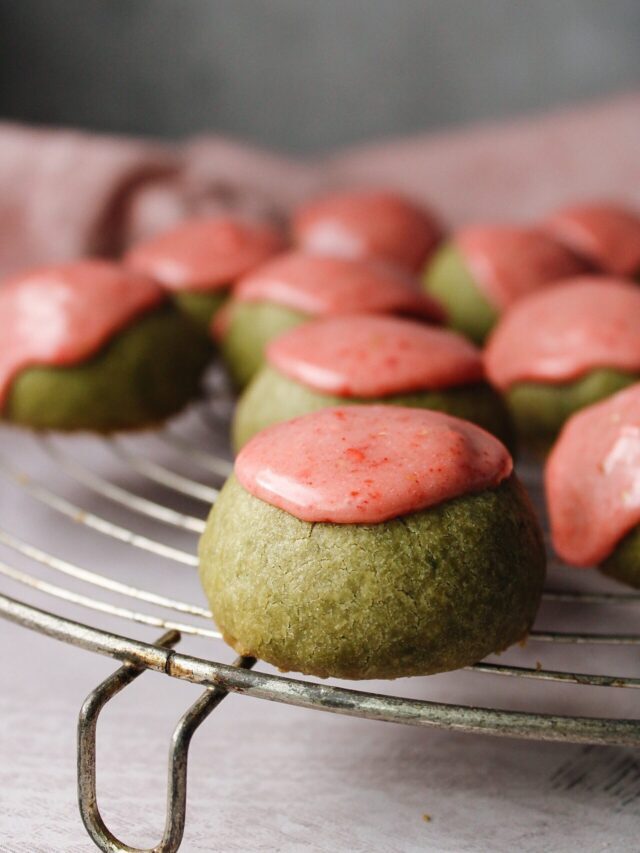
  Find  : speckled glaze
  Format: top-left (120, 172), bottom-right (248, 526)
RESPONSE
top-left (233, 251), bottom-right (444, 322)
top-left (235, 405), bottom-right (512, 524)
top-left (125, 216), bottom-right (284, 292)
top-left (292, 189), bottom-right (442, 272)
top-left (484, 278), bottom-right (640, 390)
top-left (266, 314), bottom-right (483, 396)
top-left (544, 202), bottom-right (640, 277)
top-left (455, 225), bottom-right (586, 309)
top-left (546, 383), bottom-right (640, 566)
top-left (0, 259), bottom-right (164, 410)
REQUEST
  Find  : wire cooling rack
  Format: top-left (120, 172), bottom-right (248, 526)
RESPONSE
top-left (1, 374), bottom-right (639, 852)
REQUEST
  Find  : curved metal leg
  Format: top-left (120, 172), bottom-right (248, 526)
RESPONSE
top-left (77, 629), bottom-right (255, 852)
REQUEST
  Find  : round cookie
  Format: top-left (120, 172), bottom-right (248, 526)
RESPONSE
top-left (544, 201), bottom-right (640, 279)
top-left (199, 406), bottom-right (546, 680)
top-left (292, 188), bottom-right (442, 273)
top-left (422, 225), bottom-right (587, 344)
top-left (545, 383), bottom-right (640, 588)
top-left (0, 260), bottom-right (211, 432)
top-left (125, 215), bottom-right (284, 330)
top-left (484, 278), bottom-right (640, 446)
top-left (216, 251), bottom-right (444, 389)
top-left (232, 314), bottom-right (514, 450)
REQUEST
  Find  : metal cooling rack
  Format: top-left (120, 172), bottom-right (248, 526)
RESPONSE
top-left (1, 382), bottom-right (639, 852)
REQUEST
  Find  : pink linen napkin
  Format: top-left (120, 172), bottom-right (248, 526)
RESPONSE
top-left (1, 92), bottom-right (638, 277)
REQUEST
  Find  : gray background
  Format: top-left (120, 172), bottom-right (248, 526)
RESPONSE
top-left (1, 0), bottom-right (639, 153)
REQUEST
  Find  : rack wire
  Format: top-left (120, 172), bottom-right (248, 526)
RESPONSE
top-left (1, 380), bottom-right (639, 851)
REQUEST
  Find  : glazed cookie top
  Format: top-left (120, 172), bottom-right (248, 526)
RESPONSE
top-left (484, 278), bottom-right (640, 390)
top-left (455, 225), bottom-right (586, 309)
top-left (266, 314), bottom-right (483, 397)
top-left (292, 189), bottom-right (442, 273)
top-left (125, 216), bottom-right (284, 292)
top-left (546, 383), bottom-right (640, 565)
top-left (236, 405), bottom-right (512, 524)
top-left (234, 252), bottom-right (444, 322)
top-left (544, 202), bottom-right (640, 277)
top-left (0, 259), bottom-right (164, 409)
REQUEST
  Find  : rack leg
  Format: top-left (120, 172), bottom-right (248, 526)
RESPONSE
top-left (77, 629), bottom-right (255, 853)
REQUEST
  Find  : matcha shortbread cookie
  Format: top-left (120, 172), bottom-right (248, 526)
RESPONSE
top-left (484, 278), bottom-right (640, 447)
top-left (232, 313), bottom-right (514, 451)
top-left (0, 259), bottom-right (211, 432)
top-left (546, 383), bottom-right (640, 588)
top-left (544, 201), bottom-right (640, 279)
top-left (199, 406), bottom-right (546, 679)
top-left (292, 188), bottom-right (443, 273)
top-left (125, 215), bottom-right (284, 330)
top-left (422, 225), bottom-right (586, 344)
top-left (217, 251), bottom-right (444, 389)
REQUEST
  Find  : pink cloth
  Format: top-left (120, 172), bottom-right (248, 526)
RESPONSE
top-left (327, 93), bottom-right (640, 224)
top-left (1, 93), bottom-right (639, 277)
top-left (0, 123), bottom-right (177, 276)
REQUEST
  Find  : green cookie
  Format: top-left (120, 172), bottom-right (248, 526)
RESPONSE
top-left (5, 304), bottom-right (212, 432)
top-left (219, 302), bottom-right (308, 389)
top-left (422, 245), bottom-right (498, 345)
top-left (507, 368), bottom-right (638, 449)
top-left (232, 365), bottom-right (515, 452)
top-left (199, 474), bottom-right (545, 680)
top-left (600, 526), bottom-right (640, 589)
top-left (173, 290), bottom-right (228, 332)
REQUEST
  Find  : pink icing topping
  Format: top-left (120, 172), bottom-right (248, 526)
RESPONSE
top-left (234, 251), bottom-right (444, 322)
top-left (292, 189), bottom-right (442, 273)
top-left (544, 202), bottom-right (640, 277)
top-left (266, 314), bottom-right (483, 397)
top-left (0, 260), bottom-right (164, 410)
top-left (235, 405), bottom-right (512, 524)
top-left (456, 225), bottom-right (586, 309)
top-left (546, 383), bottom-right (640, 565)
top-left (484, 278), bottom-right (640, 390)
top-left (125, 216), bottom-right (284, 293)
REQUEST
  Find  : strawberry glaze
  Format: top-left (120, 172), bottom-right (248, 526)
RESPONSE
top-left (235, 405), bottom-right (512, 524)
top-left (456, 225), bottom-right (586, 309)
top-left (266, 314), bottom-right (483, 397)
top-left (292, 189), bottom-right (442, 273)
top-left (546, 383), bottom-right (640, 565)
top-left (0, 259), bottom-right (164, 410)
top-left (544, 202), bottom-right (640, 277)
top-left (125, 216), bottom-right (284, 292)
top-left (233, 251), bottom-right (444, 322)
top-left (484, 278), bottom-right (640, 390)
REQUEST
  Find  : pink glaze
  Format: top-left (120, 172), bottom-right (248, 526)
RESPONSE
top-left (125, 216), bottom-right (284, 293)
top-left (266, 314), bottom-right (483, 397)
top-left (456, 225), bottom-right (586, 309)
top-left (0, 260), bottom-right (164, 410)
top-left (292, 190), bottom-right (443, 273)
top-left (544, 202), bottom-right (640, 277)
top-left (235, 406), bottom-right (512, 524)
top-left (546, 383), bottom-right (640, 565)
top-left (484, 278), bottom-right (640, 390)
top-left (233, 252), bottom-right (444, 322)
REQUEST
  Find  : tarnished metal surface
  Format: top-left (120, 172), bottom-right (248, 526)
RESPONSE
top-left (1, 594), bottom-right (639, 748)
top-left (77, 628), bottom-right (254, 853)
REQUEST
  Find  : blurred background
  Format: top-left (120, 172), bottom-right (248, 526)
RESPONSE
top-left (1, 0), bottom-right (640, 153)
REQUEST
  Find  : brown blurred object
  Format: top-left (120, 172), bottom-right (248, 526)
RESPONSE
top-left (1, 93), bottom-right (639, 278)
top-left (125, 139), bottom-right (316, 246)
